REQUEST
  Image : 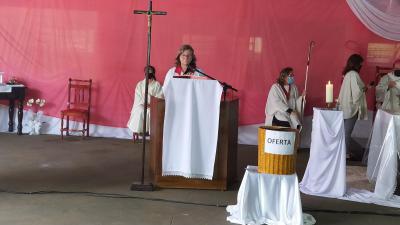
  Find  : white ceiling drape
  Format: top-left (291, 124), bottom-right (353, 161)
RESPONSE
top-left (347, 0), bottom-right (400, 41)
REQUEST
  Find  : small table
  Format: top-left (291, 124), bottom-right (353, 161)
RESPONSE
top-left (300, 108), bottom-right (347, 197)
top-left (0, 85), bottom-right (26, 135)
top-left (367, 109), bottom-right (400, 199)
top-left (227, 166), bottom-right (309, 225)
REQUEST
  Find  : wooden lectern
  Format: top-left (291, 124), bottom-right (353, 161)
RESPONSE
top-left (149, 96), bottom-right (238, 190)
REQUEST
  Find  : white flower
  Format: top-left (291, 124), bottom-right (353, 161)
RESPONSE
top-left (38, 99), bottom-right (46, 107)
top-left (26, 98), bottom-right (34, 107)
top-left (35, 98), bottom-right (41, 104)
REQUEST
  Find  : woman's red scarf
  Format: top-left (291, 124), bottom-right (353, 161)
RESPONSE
top-left (175, 65), bottom-right (194, 75)
top-left (278, 83), bottom-right (291, 101)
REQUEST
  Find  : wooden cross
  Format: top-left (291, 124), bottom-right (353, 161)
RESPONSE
top-left (132, 0), bottom-right (167, 191)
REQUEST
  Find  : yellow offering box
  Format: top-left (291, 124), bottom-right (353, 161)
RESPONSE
top-left (258, 126), bottom-right (299, 175)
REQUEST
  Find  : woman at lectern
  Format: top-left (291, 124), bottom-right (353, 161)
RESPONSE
top-left (338, 54), bottom-right (368, 160)
top-left (127, 65), bottom-right (163, 141)
top-left (163, 44), bottom-right (204, 87)
top-left (265, 67), bottom-right (304, 129)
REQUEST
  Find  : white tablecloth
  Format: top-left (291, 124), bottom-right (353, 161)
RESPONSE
top-left (227, 166), bottom-right (315, 225)
top-left (162, 79), bottom-right (222, 180)
top-left (300, 108), bottom-right (347, 197)
top-left (299, 108), bottom-right (400, 208)
top-left (367, 109), bottom-right (400, 199)
top-left (0, 84), bottom-right (12, 92)
top-left (0, 84), bottom-right (24, 93)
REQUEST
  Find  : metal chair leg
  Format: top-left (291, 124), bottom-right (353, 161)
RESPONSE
top-left (86, 114), bottom-right (90, 137)
top-left (66, 116), bottom-right (70, 136)
top-left (61, 114), bottom-right (64, 140)
top-left (82, 119), bottom-right (85, 137)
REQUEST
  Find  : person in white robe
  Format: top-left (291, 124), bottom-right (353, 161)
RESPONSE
top-left (265, 67), bottom-right (304, 129)
top-left (338, 54), bottom-right (368, 160)
top-left (127, 65), bottom-right (163, 137)
top-left (376, 66), bottom-right (400, 112)
top-left (163, 44), bottom-right (204, 88)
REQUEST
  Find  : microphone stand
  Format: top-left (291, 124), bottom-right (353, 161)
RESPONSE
top-left (192, 68), bottom-right (238, 101)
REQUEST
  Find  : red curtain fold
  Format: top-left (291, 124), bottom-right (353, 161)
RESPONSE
top-left (0, 0), bottom-right (398, 127)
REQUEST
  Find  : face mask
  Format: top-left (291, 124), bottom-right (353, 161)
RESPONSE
top-left (287, 76), bottom-right (295, 85)
top-left (394, 69), bottom-right (400, 77)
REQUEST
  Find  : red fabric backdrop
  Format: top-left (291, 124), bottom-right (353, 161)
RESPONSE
top-left (0, 0), bottom-right (398, 127)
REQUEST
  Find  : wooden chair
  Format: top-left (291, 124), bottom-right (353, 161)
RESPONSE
top-left (60, 78), bottom-right (92, 139)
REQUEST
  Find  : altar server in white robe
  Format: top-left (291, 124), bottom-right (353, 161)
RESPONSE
top-left (127, 65), bottom-right (163, 136)
top-left (265, 67), bottom-right (304, 129)
top-left (338, 54), bottom-right (368, 160)
top-left (376, 64), bottom-right (400, 112)
top-left (163, 44), bottom-right (204, 88)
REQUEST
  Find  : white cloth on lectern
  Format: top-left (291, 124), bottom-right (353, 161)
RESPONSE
top-left (162, 79), bottom-right (222, 180)
top-left (300, 108), bottom-right (347, 198)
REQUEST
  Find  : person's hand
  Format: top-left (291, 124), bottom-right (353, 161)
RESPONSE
top-left (301, 90), bottom-right (306, 98)
top-left (388, 80), bottom-right (396, 89)
top-left (291, 111), bottom-right (300, 119)
top-left (376, 102), bottom-right (382, 109)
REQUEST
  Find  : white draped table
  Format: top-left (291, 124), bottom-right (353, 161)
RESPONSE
top-left (300, 108), bottom-right (400, 208)
top-left (227, 166), bottom-right (315, 225)
top-left (367, 109), bottom-right (400, 200)
top-left (300, 108), bottom-right (347, 197)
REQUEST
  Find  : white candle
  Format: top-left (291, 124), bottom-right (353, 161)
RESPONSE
top-left (326, 80), bottom-right (333, 103)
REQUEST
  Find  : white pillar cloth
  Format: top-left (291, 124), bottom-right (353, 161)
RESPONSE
top-left (300, 108), bottom-right (347, 197)
top-left (367, 109), bottom-right (400, 199)
top-left (227, 166), bottom-right (316, 225)
top-left (162, 79), bottom-right (222, 180)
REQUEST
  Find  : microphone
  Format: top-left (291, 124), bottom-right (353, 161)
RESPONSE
top-left (187, 65), bottom-right (199, 75)
top-left (188, 65), bottom-right (237, 92)
top-left (187, 64), bottom-right (196, 70)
